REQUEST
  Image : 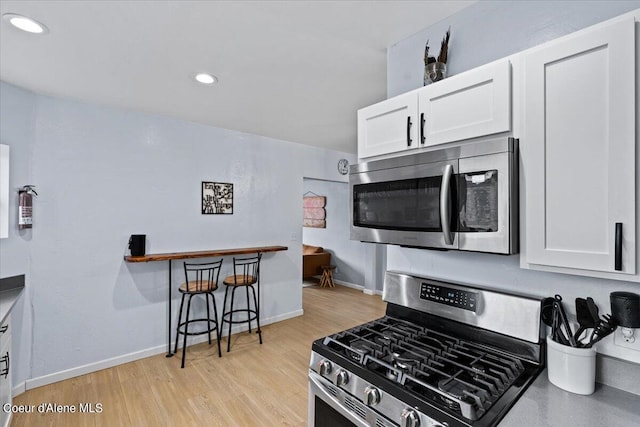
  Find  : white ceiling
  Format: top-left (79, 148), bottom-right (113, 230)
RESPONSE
top-left (0, 0), bottom-right (474, 154)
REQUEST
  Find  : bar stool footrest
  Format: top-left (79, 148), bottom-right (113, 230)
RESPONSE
top-left (222, 309), bottom-right (259, 324)
top-left (177, 318), bottom-right (219, 336)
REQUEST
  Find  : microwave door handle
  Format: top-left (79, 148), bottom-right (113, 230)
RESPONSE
top-left (440, 164), bottom-right (454, 245)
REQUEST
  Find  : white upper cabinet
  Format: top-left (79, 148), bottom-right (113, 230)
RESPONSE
top-left (419, 59), bottom-right (511, 147)
top-left (357, 59), bottom-right (512, 159)
top-left (521, 16), bottom-right (637, 280)
top-left (357, 91), bottom-right (419, 159)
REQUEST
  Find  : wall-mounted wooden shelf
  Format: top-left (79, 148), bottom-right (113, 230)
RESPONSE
top-left (124, 245), bottom-right (288, 263)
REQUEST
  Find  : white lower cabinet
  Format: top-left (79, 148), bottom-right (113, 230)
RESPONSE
top-left (0, 316), bottom-right (11, 427)
top-left (521, 14), bottom-right (638, 281)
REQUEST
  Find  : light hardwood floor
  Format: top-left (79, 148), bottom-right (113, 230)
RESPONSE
top-left (11, 285), bottom-right (386, 426)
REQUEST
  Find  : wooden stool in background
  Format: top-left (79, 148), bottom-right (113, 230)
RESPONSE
top-left (320, 265), bottom-right (336, 288)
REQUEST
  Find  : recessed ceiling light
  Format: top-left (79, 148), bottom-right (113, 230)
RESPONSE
top-left (194, 73), bottom-right (217, 85)
top-left (3, 13), bottom-right (48, 34)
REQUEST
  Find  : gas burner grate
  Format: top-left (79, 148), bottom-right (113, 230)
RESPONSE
top-left (322, 315), bottom-right (527, 421)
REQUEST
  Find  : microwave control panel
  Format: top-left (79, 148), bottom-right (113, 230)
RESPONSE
top-left (420, 282), bottom-right (478, 312)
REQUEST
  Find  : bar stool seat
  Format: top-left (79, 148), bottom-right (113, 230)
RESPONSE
top-left (180, 280), bottom-right (217, 292)
top-left (223, 275), bottom-right (257, 286)
top-left (221, 254), bottom-right (262, 352)
top-left (174, 259), bottom-right (223, 368)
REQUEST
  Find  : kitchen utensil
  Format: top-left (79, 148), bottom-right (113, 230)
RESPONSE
top-left (552, 295), bottom-right (576, 347)
top-left (551, 305), bottom-right (567, 345)
top-left (574, 297), bottom-right (598, 344)
top-left (588, 314), bottom-right (617, 347)
top-left (541, 297), bottom-right (555, 327)
top-left (586, 297), bottom-right (600, 325)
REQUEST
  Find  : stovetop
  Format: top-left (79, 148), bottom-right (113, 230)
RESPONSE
top-left (310, 272), bottom-right (545, 427)
top-left (313, 315), bottom-right (540, 425)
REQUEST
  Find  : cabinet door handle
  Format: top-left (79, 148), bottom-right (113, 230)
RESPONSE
top-left (420, 113), bottom-right (425, 145)
top-left (406, 116), bottom-right (413, 147)
top-left (615, 222), bottom-right (622, 271)
top-left (0, 325), bottom-right (7, 334)
top-left (0, 352), bottom-right (8, 379)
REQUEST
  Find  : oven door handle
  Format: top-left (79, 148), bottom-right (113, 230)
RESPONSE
top-left (308, 372), bottom-right (370, 427)
top-left (440, 164), bottom-right (454, 245)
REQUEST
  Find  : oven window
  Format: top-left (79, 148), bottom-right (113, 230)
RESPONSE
top-left (353, 176), bottom-right (443, 231)
top-left (458, 170), bottom-right (499, 232)
top-left (314, 397), bottom-right (356, 427)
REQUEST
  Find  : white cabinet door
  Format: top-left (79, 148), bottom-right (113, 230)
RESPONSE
top-left (0, 317), bottom-right (11, 427)
top-left (523, 17), bottom-right (636, 277)
top-left (357, 91), bottom-right (418, 159)
top-left (419, 59), bottom-right (511, 147)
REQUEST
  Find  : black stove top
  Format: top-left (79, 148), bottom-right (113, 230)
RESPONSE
top-left (309, 272), bottom-right (545, 427)
top-left (314, 315), bottom-right (538, 425)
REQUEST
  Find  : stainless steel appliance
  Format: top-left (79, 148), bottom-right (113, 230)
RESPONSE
top-left (308, 271), bottom-right (544, 427)
top-left (349, 138), bottom-right (518, 254)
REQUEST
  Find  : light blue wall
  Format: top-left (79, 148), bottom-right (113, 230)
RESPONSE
top-left (0, 80), bottom-right (356, 387)
top-left (388, 0), bottom-right (640, 97)
top-left (386, 3), bottom-right (640, 364)
top-left (0, 83), bottom-right (37, 393)
top-left (302, 178), bottom-right (371, 288)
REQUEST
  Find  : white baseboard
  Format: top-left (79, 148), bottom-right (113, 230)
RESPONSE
top-left (334, 279), bottom-right (382, 296)
top-left (22, 309), bottom-right (303, 394)
top-left (333, 279), bottom-right (363, 290)
top-left (12, 381), bottom-right (26, 398)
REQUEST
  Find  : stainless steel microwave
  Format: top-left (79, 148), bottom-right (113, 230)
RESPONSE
top-left (349, 138), bottom-right (518, 254)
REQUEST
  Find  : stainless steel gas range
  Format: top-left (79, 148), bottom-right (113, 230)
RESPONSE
top-left (308, 271), bottom-right (545, 427)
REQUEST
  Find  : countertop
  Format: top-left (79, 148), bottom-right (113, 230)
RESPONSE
top-left (124, 245), bottom-right (288, 263)
top-left (0, 274), bottom-right (25, 325)
top-left (500, 368), bottom-right (640, 427)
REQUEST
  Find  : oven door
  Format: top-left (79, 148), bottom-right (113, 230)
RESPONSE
top-left (308, 371), bottom-right (368, 427)
top-left (456, 150), bottom-right (518, 254)
top-left (350, 159), bottom-right (458, 250)
top-left (308, 371), bottom-right (394, 427)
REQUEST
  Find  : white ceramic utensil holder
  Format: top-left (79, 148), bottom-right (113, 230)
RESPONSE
top-left (547, 335), bottom-right (596, 395)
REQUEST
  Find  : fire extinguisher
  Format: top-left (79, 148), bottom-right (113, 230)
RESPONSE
top-left (18, 185), bottom-right (37, 230)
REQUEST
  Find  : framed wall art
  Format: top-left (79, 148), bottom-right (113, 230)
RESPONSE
top-left (303, 193), bottom-right (326, 228)
top-left (202, 181), bottom-right (233, 214)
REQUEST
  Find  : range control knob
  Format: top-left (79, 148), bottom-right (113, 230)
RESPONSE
top-left (401, 408), bottom-right (420, 427)
top-left (364, 386), bottom-right (382, 406)
top-left (335, 369), bottom-right (349, 386)
top-left (318, 360), bottom-right (333, 376)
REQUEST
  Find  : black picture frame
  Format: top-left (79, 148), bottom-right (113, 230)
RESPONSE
top-left (202, 181), bottom-right (233, 214)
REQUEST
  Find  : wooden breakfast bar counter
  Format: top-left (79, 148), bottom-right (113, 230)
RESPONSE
top-left (124, 245), bottom-right (288, 357)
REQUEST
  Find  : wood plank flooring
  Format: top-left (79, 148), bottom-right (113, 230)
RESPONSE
top-left (11, 285), bottom-right (386, 426)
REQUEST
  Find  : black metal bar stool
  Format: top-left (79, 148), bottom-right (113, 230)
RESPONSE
top-left (174, 259), bottom-right (223, 368)
top-left (221, 254), bottom-right (262, 351)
